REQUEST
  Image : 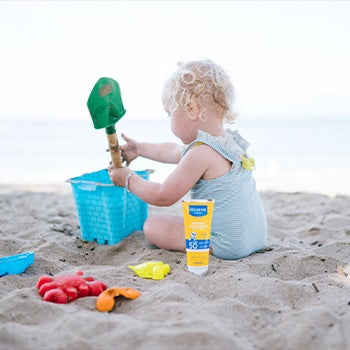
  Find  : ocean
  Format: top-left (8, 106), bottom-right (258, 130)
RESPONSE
top-left (1, 118), bottom-right (349, 192)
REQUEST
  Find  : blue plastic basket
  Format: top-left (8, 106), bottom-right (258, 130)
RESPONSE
top-left (67, 169), bottom-right (149, 245)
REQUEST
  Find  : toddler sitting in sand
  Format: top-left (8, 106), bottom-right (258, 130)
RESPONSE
top-left (108, 59), bottom-right (267, 259)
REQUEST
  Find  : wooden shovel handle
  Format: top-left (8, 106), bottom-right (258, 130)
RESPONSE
top-left (106, 133), bottom-right (123, 168)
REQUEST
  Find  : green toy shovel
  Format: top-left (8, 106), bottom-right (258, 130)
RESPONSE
top-left (87, 77), bottom-right (126, 168)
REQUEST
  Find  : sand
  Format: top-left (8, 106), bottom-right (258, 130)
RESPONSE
top-left (1, 183), bottom-right (350, 350)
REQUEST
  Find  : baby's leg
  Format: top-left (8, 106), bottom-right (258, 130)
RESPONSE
top-left (143, 214), bottom-right (185, 251)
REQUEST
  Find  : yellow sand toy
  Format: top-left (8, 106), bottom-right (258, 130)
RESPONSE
top-left (128, 261), bottom-right (170, 280)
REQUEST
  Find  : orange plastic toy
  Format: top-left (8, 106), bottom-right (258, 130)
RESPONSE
top-left (96, 287), bottom-right (141, 312)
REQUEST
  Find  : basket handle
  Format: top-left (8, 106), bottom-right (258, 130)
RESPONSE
top-left (76, 182), bottom-right (97, 191)
top-left (66, 179), bottom-right (97, 192)
top-left (66, 178), bottom-right (115, 191)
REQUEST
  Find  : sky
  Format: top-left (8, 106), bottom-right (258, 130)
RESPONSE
top-left (0, 0), bottom-right (349, 121)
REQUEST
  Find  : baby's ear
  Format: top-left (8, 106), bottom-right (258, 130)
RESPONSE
top-left (186, 100), bottom-right (200, 121)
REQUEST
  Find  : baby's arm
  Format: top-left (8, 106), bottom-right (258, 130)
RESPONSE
top-left (109, 145), bottom-right (213, 206)
top-left (121, 133), bottom-right (182, 165)
top-left (138, 142), bottom-right (183, 164)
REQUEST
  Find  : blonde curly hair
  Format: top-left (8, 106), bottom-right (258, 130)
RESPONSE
top-left (162, 59), bottom-right (238, 123)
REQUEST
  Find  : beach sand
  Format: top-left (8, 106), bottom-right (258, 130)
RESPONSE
top-left (1, 184), bottom-right (350, 350)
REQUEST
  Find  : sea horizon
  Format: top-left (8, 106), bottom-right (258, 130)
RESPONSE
top-left (1, 117), bottom-right (349, 195)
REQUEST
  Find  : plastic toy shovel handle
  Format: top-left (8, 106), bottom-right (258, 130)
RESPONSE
top-left (106, 126), bottom-right (123, 168)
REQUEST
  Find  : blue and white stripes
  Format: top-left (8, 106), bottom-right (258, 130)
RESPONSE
top-left (182, 129), bottom-right (267, 260)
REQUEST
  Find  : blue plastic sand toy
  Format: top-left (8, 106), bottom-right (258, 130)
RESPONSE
top-left (0, 252), bottom-right (34, 276)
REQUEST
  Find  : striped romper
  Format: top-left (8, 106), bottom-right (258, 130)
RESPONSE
top-left (182, 129), bottom-right (267, 260)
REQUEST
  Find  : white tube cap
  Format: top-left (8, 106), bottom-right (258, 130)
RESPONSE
top-left (187, 265), bottom-right (208, 276)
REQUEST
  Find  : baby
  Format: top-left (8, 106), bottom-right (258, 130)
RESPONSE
top-left (108, 59), bottom-right (267, 259)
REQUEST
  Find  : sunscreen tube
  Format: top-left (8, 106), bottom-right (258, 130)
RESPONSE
top-left (182, 199), bottom-right (215, 276)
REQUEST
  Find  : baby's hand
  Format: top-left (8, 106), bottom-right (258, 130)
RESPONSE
top-left (120, 133), bottom-right (140, 166)
top-left (108, 165), bottom-right (132, 187)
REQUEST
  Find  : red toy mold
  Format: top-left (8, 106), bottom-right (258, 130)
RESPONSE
top-left (36, 270), bottom-right (107, 304)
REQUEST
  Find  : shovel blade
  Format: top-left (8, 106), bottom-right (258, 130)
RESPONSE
top-left (87, 77), bottom-right (126, 129)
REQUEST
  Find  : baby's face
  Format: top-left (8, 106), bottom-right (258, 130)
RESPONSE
top-left (169, 107), bottom-right (199, 144)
